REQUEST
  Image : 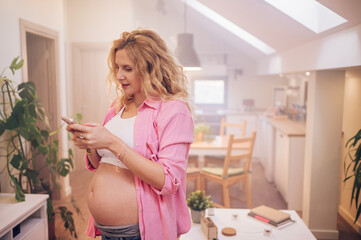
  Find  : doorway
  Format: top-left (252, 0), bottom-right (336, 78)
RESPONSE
top-left (26, 32), bottom-right (58, 130)
top-left (20, 19), bottom-right (62, 198)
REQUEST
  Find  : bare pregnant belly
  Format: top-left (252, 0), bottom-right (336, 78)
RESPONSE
top-left (88, 163), bottom-right (138, 226)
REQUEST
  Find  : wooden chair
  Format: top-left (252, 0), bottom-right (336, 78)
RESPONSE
top-left (219, 117), bottom-right (247, 137)
top-left (201, 132), bottom-right (256, 208)
top-left (204, 118), bottom-right (247, 166)
top-left (186, 167), bottom-right (201, 191)
top-left (186, 155), bottom-right (201, 190)
top-left (188, 154), bottom-right (199, 168)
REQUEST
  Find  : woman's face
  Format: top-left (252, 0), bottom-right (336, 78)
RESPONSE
top-left (115, 49), bottom-right (143, 98)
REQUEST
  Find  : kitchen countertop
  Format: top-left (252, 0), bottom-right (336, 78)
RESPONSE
top-left (262, 116), bottom-right (306, 137)
top-left (195, 108), bottom-right (265, 116)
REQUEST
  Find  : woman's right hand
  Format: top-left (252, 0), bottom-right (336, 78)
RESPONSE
top-left (66, 123), bottom-right (89, 150)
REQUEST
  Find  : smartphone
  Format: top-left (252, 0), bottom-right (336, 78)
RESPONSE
top-left (61, 116), bottom-right (76, 124)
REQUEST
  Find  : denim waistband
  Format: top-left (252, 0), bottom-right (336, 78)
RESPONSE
top-left (94, 221), bottom-right (140, 238)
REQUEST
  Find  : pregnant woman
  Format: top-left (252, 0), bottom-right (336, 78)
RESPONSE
top-left (67, 29), bottom-right (194, 240)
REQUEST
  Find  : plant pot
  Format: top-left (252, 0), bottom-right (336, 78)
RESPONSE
top-left (195, 132), bottom-right (204, 142)
top-left (191, 209), bottom-right (204, 223)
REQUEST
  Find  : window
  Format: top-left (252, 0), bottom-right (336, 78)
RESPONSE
top-left (185, 0), bottom-right (275, 54)
top-left (263, 0), bottom-right (347, 33)
top-left (193, 78), bottom-right (227, 108)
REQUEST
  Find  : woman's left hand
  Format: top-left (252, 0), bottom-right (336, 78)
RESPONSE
top-left (67, 122), bottom-right (114, 150)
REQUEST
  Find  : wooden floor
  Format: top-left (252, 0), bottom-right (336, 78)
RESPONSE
top-left (53, 161), bottom-right (361, 240)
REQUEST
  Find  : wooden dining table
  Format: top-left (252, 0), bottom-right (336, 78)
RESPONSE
top-left (189, 135), bottom-right (250, 167)
top-left (191, 135), bottom-right (250, 150)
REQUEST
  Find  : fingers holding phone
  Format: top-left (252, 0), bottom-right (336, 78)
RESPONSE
top-left (61, 116), bottom-right (75, 124)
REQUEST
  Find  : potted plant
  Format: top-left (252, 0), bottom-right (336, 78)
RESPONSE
top-left (187, 190), bottom-right (214, 223)
top-left (0, 57), bottom-right (80, 238)
top-left (194, 123), bottom-right (211, 142)
top-left (344, 128), bottom-right (361, 222)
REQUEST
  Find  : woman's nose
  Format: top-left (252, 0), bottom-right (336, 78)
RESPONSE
top-left (116, 70), bottom-right (125, 80)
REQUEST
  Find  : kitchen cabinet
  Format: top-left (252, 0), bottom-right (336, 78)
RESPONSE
top-left (0, 193), bottom-right (48, 240)
top-left (275, 130), bottom-right (289, 200)
top-left (259, 117), bottom-right (306, 210)
top-left (258, 117), bottom-right (276, 182)
top-left (274, 130), bottom-right (305, 210)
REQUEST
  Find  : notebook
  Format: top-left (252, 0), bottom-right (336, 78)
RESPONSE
top-left (248, 205), bottom-right (293, 227)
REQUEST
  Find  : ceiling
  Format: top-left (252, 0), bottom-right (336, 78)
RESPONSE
top-left (178, 0), bottom-right (361, 60)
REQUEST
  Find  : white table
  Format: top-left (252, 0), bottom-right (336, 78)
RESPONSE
top-left (180, 208), bottom-right (316, 240)
top-left (0, 193), bottom-right (48, 240)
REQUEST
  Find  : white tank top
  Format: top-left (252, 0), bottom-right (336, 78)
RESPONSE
top-left (96, 107), bottom-right (135, 169)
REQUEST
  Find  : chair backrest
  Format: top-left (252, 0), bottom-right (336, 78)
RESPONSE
top-left (219, 117), bottom-right (247, 137)
top-left (222, 131), bottom-right (257, 177)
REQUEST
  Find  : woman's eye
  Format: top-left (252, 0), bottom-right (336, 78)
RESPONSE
top-left (125, 68), bottom-right (132, 72)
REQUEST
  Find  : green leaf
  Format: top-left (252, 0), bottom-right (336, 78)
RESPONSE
top-left (4, 100), bottom-right (25, 130)
top-left (41, 130), bottom-right (49, 141)
top-left (9, 152), bottom-right (28, 171)
top-left (19, 127), bottom-right (30, 140)
top-left (10, 57), bottom-right (19, 68)
top-left (14, 59), bottom-right (24, 70)
top-left (10, 176), bottom-right (25, 202)
top-left (347, 129), bottom-right (361, 148)
top-left (57, 158), bottom-right (73, 177)
top-left (28, 103), bottom-right (37, 118)
top-left (18, 82), bottom-right (36, 103)
top-left (9, 57), bottom-right (24, 75)
top-left (47, 198), bottom-right (55, 222)
top-left (28, 124), bottom-right (42, 144)
top-left (58, 206), bottom-right (77, 238)
top-left (9, 57), bottom-right (19, 75)
top-left (0, 120), bottom-right (5, 136)
top-left (10, 154), bottom-right (22, 169)
top-left (355, 202), bottom-right (361, 223)
top-left (24, 168), bottom-right (39, 186)
top-left (31, 139), bottom-right (39, 149)
top-left (38, 144), bottom-right (48, 156)
top-left (75, 113), bottom-right (83, 124)
top-left (68, 148), bottom-right (73, 158)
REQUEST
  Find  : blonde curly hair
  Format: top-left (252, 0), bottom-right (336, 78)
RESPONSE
top-left (106, 28), bottom-right (190, 111)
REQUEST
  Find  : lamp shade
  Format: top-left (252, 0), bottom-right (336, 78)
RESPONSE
top-left (175, 33), bottom-right (201, 71)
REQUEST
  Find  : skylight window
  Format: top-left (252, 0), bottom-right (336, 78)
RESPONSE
top-left (263, 0), bottom-right (347, 33)
top-left (184, 0), bottom-right (275, 55)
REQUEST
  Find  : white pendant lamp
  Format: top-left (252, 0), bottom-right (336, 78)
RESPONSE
top-left (175, 0), bottom-right (201, 71)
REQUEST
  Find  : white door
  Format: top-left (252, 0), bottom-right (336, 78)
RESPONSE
top-left (70, 43), bottom-right (113, 172)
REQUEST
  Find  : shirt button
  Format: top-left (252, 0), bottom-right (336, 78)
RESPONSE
top-left (137, 187), bottom-right (140, 191)
top-left (136, 143), bottom-right (139, 147)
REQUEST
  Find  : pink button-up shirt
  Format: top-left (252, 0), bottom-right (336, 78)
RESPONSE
top-left (84, 99), bottom-right (193, 239)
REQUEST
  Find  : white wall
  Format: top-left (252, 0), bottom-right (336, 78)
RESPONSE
top-left (66, 0), bottom-right (134, 43)
top-left (0, 0), bottom-right (66, 192)
top-left (0, 0), bottom-right (65, 83)
top-left (132, 0), bottom-right (279, 111)
top-left (64, 0), bottom-right (135, 110)
top-left (258, 23), bottom-right (361, 75)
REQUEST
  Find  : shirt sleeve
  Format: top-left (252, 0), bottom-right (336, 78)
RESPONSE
top-left (150, 103), bottom-right (194, 195)
top-left (84, 154), bottom-right (98, 171)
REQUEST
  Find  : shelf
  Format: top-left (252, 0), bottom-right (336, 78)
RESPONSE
top-left (0, 194), bottom-right (48, 240)
top-left (14, 218), bottom-right (45, 240)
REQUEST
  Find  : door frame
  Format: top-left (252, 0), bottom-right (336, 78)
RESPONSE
top-left (20, 19), bottom-right (61, 128)
top-left (19, 19), bottom-right (66, 196)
